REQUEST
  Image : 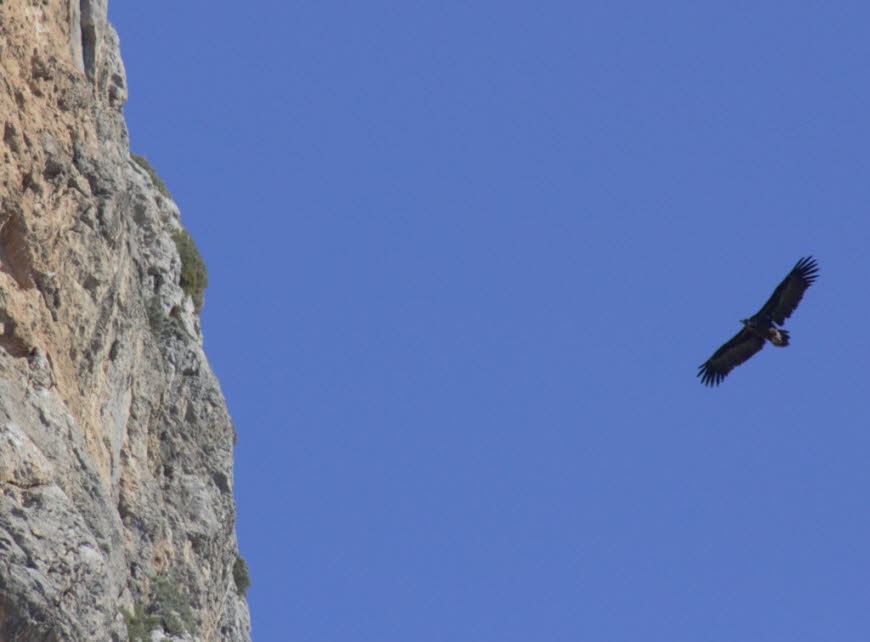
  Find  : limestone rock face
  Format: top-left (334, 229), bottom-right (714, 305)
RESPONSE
top-left (0, 1), bottom-right (251, 640)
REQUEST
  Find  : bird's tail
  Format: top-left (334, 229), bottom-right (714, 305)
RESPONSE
top-left (769, 328), bottom-right (790, 346)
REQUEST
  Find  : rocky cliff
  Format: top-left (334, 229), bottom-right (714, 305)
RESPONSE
top-left (0, 1), bottom-right (251, 639)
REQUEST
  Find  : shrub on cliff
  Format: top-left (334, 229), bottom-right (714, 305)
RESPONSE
top-left (234, 555), bottom-right (252, 597)
top-left (172, 228), bottom-right (208, 313)
top-left (120, 604), bottom-right (158, 642)
top-left (130, 153), bottom-right (171, 199)
top-left (152, 578), bottom-right (196, 637)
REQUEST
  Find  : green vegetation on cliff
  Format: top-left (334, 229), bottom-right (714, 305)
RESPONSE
top-left (173, 228), bottom-right (208, 313)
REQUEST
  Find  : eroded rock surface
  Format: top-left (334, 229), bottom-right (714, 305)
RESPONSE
top-left (0, 1), bottom-right (250, 639)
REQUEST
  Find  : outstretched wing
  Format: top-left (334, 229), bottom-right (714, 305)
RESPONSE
top-left (758, 256), bottom-right (819, 325)
top-left (698, 328), bottom-right (766, 386)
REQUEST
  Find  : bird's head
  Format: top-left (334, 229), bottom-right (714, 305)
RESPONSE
top-left (739, 318), bottom-right (751, 327)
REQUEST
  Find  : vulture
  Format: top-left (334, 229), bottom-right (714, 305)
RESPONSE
top-left (698, 256), bottom-right (819, 386)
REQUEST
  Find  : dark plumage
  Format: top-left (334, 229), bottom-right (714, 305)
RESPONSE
top-left (698, 256), bottom-right (819, 386)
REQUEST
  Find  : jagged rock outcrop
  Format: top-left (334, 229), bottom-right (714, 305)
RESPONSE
top-left (0, 1), bottom-right (251, 640)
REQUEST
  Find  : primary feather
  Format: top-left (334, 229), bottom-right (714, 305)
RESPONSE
top-left (758, 256), bottom-right (819, 325)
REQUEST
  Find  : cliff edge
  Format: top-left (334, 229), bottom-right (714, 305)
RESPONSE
top-left (0, 1), bottom-right (251, 639)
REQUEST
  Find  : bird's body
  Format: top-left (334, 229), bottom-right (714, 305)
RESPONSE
top-left (741, 314), bottom-right (788, 345)
top-left (698, 256), bottom-right (818, 386)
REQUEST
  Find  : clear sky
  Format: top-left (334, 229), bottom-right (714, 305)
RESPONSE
top-left (109, 3), bottom-right (870, 640)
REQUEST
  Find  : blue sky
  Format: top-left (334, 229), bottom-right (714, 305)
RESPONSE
top-left (110, 3), bottom-right (870, 640)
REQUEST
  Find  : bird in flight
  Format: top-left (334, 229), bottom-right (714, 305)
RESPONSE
top-left (698, 256), bottom-right (819, 386)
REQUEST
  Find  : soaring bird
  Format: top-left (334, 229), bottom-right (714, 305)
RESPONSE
top-left (698, 256), bottom-right (819, 386)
